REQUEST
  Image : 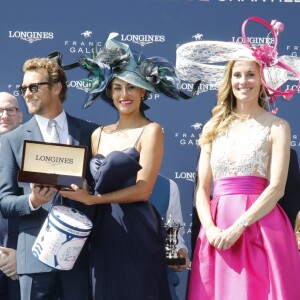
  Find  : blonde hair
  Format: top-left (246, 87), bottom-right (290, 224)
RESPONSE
top-left (198, 60), bottom-right (267, 147)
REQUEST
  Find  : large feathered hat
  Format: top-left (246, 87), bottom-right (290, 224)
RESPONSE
top-left (79, 33), bottom-right (201, 109)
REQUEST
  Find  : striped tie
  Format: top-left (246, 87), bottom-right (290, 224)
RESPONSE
top-left (49, 119), bottom-right (60, 143)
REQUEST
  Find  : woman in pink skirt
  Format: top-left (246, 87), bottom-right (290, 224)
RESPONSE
top-left (182, 17), bottom-right (300, 300)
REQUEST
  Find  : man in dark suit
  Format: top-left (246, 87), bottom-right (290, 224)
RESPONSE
top-left (0, 92), bottom-right (23, 300)
top-left (0, 57), bottom-right (98, 299)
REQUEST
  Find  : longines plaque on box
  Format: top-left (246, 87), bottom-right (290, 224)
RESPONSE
top-left (18, 140), bottom-right (87, 190)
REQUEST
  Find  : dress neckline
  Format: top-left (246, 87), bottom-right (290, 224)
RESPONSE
top-left (93, 147), bottom-right (140, 159)
top-left (96, 123), bottom-right (151, 155)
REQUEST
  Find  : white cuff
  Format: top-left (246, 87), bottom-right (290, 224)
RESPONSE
top-left (29, 195), bottom-right (41, 211)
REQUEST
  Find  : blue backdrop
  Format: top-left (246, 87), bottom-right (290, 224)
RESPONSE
top-left (1, 1), bottom-right (300, 299)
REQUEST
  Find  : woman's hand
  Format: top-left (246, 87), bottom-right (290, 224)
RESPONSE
top-left (211, 224), bottom-right (245, 250)
top-left (205, 225), bottom-right (223, 246)
top-left (59, 181), bottom-right (96, 205)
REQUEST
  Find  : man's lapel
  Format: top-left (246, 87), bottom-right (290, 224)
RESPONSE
top-left (66, 114), bottom-right (80, 146)
top-left (24, 117), bottom-right (44, 142)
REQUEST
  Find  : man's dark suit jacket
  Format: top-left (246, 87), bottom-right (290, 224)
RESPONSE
top-left (0, 216), bottom-right (20, 299)
top-left (0, 114), bottom-right (98, 275)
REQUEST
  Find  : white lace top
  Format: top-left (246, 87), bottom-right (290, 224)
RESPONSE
top-left (211, 112), bottom-right (277, 180)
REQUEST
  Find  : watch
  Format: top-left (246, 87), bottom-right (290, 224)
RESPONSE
top-left (239, 219), bottom-right (249, 228)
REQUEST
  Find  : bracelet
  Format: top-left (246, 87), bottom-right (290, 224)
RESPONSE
top-left (238, 219), bottom-right (249, 228)
top-left (204, 221), bottom-right (214, 232)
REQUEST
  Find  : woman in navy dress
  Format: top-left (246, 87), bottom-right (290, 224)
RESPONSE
top-left (60, 33), bottom-right (199, 300)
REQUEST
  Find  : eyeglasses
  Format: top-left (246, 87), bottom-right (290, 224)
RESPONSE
top-left (18, 82), bottom-right (50, 96)
top-left (0, 107), bottom-right (19, 117)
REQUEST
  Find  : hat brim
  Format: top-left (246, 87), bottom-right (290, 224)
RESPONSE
top-left (114, 69), bottom-right (156, 92)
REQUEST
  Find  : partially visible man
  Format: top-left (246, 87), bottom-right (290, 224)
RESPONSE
top-left (0, 92), bottom-right (23, 300)
top-left (0, 92), bottom-right (23, 135)
top-left (0, 58), bottom-right (98, 300)
top-left (278, 148), bottom-right (300, 228)
top-left (149, 174), bottom-right (189, 300)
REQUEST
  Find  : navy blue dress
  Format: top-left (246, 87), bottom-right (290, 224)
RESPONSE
top-left (89, 147), bottom-right (171, 300)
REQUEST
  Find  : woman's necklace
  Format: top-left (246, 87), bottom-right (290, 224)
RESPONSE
top-left (234, 109), bottom-right (266, 122)
top-left (109, 123), bottom-right (143, 134)
top-left (110, 120), bottom-right (149, 134)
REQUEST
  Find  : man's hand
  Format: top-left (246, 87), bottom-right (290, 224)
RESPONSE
top-left (168, 248), bottom-right (190, 272)
top-left (0, 247), bottom-right (18, 280)
top-left (30, 183), bottom-right (58, 208)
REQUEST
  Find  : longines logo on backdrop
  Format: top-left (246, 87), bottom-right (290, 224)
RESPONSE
top-left (231, 36), bottom-right (275, 47)
top-left (8, 31), bottom-right (54, 44)
top-left (174, 171), bottom-right (196, 182)
top-left (67, 80), bottom-right (91, 92)
top-left (181, 82), bottom-right (218, 94)
top-left (175, 122), bottom-right (203, 146)
top-left (120, 34), bottom-right (165, 47)
top-left (285, 84), bottom-right (300, 93)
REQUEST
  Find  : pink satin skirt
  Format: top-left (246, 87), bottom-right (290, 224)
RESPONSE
top-left (188, 176), bottom-right (300, 300)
